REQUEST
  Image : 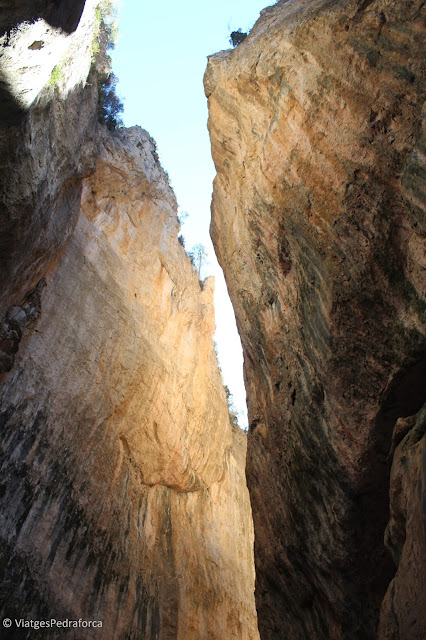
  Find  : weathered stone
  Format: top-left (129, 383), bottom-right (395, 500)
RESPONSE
top-left (0, 1), bottom-right (260, 633)
top-left (0, 278), bottom-right (46, 372)
top-left (205, 0), bottom-right (426, 638)
top-left (379, 405), bottom-right (426, 640)
top-left (0, 0), bottom-right (99, 316)
top-left (0, 125), bottom-right (259, 639)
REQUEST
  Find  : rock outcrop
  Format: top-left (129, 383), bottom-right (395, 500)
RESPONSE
top-left (379, 405), bottom-right (426, 640)
top-left (0, 0), bottom-right (99, 324)
top-left (0, 123), bottom-right (259, 639)
top-left (0, 3), bottom-right (259, 639)
top-left (205, 0), bottom-right (426, 638)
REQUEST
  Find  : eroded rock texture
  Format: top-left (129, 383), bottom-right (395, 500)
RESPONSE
top-left (0, 0), bottom-right (99, 318)
top-left (0, 2), bottom-right (259, 638)
top-left (379, 405), bottom-right (426, 640)
top-left (205, 0), bottom-right (426, 638)
top-left (0, 125), bottom-right (259, 640)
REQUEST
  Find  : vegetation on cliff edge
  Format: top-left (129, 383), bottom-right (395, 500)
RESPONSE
top-left (92, 0), bottom-right (123, 131)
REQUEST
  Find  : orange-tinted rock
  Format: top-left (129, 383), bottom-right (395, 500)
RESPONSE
top-left (0, 122), bottom-right (259, 638)
top-left (205, 0), bottom-right (426, 638)
top-left (0, 3), bottom-right (260, 638)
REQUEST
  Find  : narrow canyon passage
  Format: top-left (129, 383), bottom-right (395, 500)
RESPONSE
top-left (0, 1), bottom-right (425, 640)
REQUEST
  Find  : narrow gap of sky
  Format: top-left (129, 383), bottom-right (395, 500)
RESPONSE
top-left (111, 0), bottom-right (271, 430)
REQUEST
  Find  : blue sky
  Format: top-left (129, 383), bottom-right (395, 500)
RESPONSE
top-left (111, 0), bottom-right (271, 429)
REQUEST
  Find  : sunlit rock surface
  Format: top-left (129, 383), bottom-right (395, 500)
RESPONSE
top-left (0, 124), bottom-right (259, 639)
top-left (205, 0), bottom-right (426, 638)
top-left (0, 0), bottom-right (94, 114)
top-left (0, 1), bottom-right (259, 635)
top-left (0, 0), bottom-right (99, 320)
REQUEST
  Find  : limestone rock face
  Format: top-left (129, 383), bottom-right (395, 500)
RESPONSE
top-left (0, 0), bottom-right (99, 320)
top-left (0, 124), bottom-right (259, 639)
top-left (205, 0), bottom-right (426, 638)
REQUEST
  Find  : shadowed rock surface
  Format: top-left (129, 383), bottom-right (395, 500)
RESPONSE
top-left (205, 0), bottom-right (426, 638)
top-left (0, 0), bottom-right (99, 312)
top-left (0, 0), bottom-right (86, 36)
top-left (379, 404), bottom-right (426, 640)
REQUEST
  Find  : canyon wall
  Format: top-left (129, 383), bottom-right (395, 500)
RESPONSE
top-left (0, 3), bottom-right (259, 639)
top-left (0, 0), bottom-right (99, 321)
top-left (205, 0), bottom-right (426, 639)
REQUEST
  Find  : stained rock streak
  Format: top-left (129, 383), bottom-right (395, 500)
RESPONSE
top-left (0, 125), bottom-right (259, 640)
top-left (0, 2), bottom-right (259, 637)
top-left (205, 0), bottom-right (426, 638)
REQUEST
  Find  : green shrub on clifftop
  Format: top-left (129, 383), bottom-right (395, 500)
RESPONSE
top-left (229, 29), bottom-right (247, 47)
top-left (96, 72), bottom-right (123, 131)
top-left (91, 0), bottom-right (124, 131)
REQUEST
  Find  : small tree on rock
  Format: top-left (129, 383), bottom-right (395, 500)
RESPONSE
top-left (190, 243), bottom-right (208, 279)
top-left (230, 29), bottom-right (247, 47)
top-left (97, 72), bottom-right (124, 131)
